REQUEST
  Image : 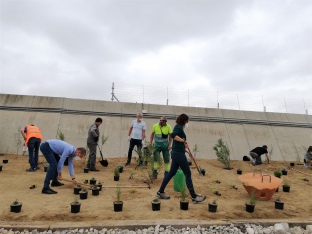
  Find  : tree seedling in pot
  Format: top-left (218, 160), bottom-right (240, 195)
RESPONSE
top-left (128, 170), bottom-right (135, 180)
top-left (213, 179), bottom-right (221, 184)
top-left (230, 184), bottom-right (238, 190)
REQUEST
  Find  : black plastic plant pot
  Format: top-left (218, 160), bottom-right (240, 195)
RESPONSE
top-left (282, 170), bottom-right (288, 176)
top-left (70, 203), bottom-right (81, 213)
top-left (74, 187), bottom-right (82, 195)
top-left (275, 201), bottom-right (284, 210)
top-left (245, 204), bottom-right (255, 213)
top-left (0, 165), bottom-right (3, 171)
top-left (10, 204), bottom-right (22, 213)
top-left (290, 162), bottom-right (295, 167)
top-left (151, 202), bottom-right (161, 211)
top-left (3, 159), bottom-right (8, 164)
top-left (118, 167), bottom-right (123, 173)
top-left (201, 170), bottom-right (206, 176)
top-left (237, 169), bottom-right (242, 175)
top-left (92, 188), bottom-right (100, 196)
top-left (113, 201), bottom-right (123, 212)
top-left (282, 185), bottom-right (290, 192)
top-left (44, 166), bottom-right (48, 172)
top-left (97, 184), bottom-right (102, 191)
top-left (90, 179), bottom-right (97, 185)
top-left (114, 175), bottom-right (120, 181)
top-left (84, 168), bottom-right (89, 173)
top-left (79, 191), bottom-right (88, 200)
top-left (208, 203), bottom-right (218, 213)
top-left (180, 201), bottom-right (189, 211)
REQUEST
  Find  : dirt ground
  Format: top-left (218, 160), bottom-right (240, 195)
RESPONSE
top-left (0, 154), bottom-right (312, 227)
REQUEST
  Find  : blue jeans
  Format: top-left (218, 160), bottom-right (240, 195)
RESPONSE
top-left (40, 142), bottom-right (59, 188)
top-left (28, 138), bottom-right (41, 169)
top-left (127, 139), bottom-right (142, 163)
top-left (158, 150), bottom-right (197, 198)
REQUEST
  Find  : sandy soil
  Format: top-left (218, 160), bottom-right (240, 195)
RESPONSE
top-left (0, 154), bottom-right (312, 227)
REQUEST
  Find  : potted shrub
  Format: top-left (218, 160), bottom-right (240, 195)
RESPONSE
top-left (91, 185), bottom-right (100, 196)
top-left (79, 188), bottom-right (88, 200)
top-left (118, 164), bottom-right (124, 173)
top-left (274, 170), bottom-right (282, 178)
top-left (151, 197), bottom-right (161, 211)
top-left (70, 197), bottom-right (81, 213)
top-left (282, 182), bottom-right (290, 192)
top-left (275, 196), bottom-right (284, 210)
top-left (97, 181), bottom-right (102, 191)
top-left (113, 186), bottom-right (123, 212)
top-left (208, 199), bottom-right (218, 213)
top-left (179, 184), bottom-right (189, 210)
top-left (74, 184), bottom-right (82, 195)
top-left (90, 177), bottom-right (97, 185)
top-left (10, 199), bottom-right (22, 213)
top-left (213, 138), bottom-right (232, 170)
top-left (237, 169), bottom-right (242, 175)
top-left (245, 192), bottom-right (256, 213)
top-left (114, 167), bottom-right (120, 181)
top-left (281, 168), bottom-right (288, 176)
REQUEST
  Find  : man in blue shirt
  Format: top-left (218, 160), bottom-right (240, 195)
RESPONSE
top-left (40, 139), bottom-right (86, 194)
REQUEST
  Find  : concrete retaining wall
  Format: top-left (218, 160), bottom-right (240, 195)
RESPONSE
top-left (0, 94), bottom-right (311, 162)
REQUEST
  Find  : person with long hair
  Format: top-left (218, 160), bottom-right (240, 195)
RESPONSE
top-left (304, 146), bottom-right (312, 168)
top-left (156, 113), bottom-right (206, 204)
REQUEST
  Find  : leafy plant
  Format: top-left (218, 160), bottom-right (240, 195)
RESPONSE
top-left (213, 139), bottom-right (231, 168)
top-left (12, 199), bottom-right (20, 205)
top-left (97, 181), bottom-right (102, 185)
top-left (269, 144), bottom-right (274, 160)
top-left (76, 184), bottom-right (82, 188)
top-left (114, 167), bottom-right (120, 177)
top-left (274, 170), bottom-right (282, 178)
top-left (192, 144), bottom-right (199, 158)
top-left (128, 170), bottom-right (135, 180)
top-left (101, 133), bottom-right (108, 151)
top-left (81, 187), bottom-right (88, 192)
top-left (152, 198), bottom-right (159, 203)
top-left (116, 185), bottom-right (121, 202)
top-left (275, 196), bottom-right (281, 202)
top-left (72, 197), bottom-right (80, 205)
top-left (248, 192), bottom-right (257, 205)
top-left (57, 130), bottom-right (65, 141)
top-left (179, 183), bottom-right (187, 201)
top-left (92, 185), bottom-right (98, 190)
top-left (283, 181), bottom-right (290, 187)
top-left (211, 199), bottom-right (218, 205)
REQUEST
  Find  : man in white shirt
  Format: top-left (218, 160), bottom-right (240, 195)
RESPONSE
top-left (125, 113), bottom-right (146, 166)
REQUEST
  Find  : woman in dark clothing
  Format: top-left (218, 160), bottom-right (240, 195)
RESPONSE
top-left (156, 113), bottom-right (206, 204)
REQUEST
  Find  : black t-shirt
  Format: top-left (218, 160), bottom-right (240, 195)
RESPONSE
top-left (251, 147), bottom-right (268, 156)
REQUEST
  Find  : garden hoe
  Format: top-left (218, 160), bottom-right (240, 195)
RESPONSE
top-left (97, 144), bottom-right (108, 167)
top-left (186, 146), bottom-right (203, 176)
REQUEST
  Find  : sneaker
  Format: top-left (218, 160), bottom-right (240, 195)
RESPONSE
top-left (192, 194), bottom-right (206, 204)
top-left (42, 187), bottom-right (57, 194)
top-left (51, 181), bottom-right (64, 187)
top-left (251, 158), bottom-right (256, 166)
top-left (26, 168), bottom-right (36, 172)
top-left (125, 162), bottom-right (130, 166)
top-left (156, 191), bottom-right (170, 199)
top-left (89, 168), bottom-right (100, 171)
top-left (304, 163), bottom-right (308, 168)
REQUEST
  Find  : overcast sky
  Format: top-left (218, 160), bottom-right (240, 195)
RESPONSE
top-left (0, 0), bottom-right (311, 112)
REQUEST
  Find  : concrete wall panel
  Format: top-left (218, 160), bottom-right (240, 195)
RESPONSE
top-left (286, 113), bottom-right (309, 123)
top-left (63, 98), bottom-right (94, 111)
top-left (92, 100), bottom-right (122, 113)
top-left (0, 94), bottom-right (34, 107)
top-left (244, 111), bottom-right (268, 121)
top-left (265, 112), bottom-right (289, 122)
top-left (221, 109), bottom-right (246, 119)
top-left (197, 107), bottom-right (223, 118)
top-left (31, 96), bottom-right (64, 108)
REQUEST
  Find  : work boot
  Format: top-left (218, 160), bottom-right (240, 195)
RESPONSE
top-left (192, 194), bottom-right (206, 204)
top-left (156, 191), bottom-right (170, 199)
top-left (125, 162), bottom-right (130, 166)
top-left (42, 187), bottom-right (57, 194)
top-left (51, 181), bottom-right (64, 187)
top-left (26, 168), bottom-right (36, 172)
top-left (89, 167), bottom-right (100, 171)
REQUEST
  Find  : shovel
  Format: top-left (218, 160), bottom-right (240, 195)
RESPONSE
top-left (186, 147), bottom-right (203, 176)
top-left (97, 144), bottom-right (108, 167)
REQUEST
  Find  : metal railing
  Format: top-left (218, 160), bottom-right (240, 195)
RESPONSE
top-left (112, 83), bottom-right (311, 115)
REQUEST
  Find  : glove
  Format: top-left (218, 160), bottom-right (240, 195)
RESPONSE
top-left (95, 136), bottom-right (99, 142)
top-left (128, 136), bottom-right (131, 141)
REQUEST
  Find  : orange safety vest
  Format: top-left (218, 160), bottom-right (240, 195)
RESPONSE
top-left (25, 125), bottom-right (43, 146)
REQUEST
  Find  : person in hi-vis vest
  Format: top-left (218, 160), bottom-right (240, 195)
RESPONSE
top-left (21, 124), bottom-right (43, 172)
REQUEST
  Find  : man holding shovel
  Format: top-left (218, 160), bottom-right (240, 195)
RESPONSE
top-left (40, 139), bottom-right (86, 194)
top-left (86, 117), bottom-right (102, 171)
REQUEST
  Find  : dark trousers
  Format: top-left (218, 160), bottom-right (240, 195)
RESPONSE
top-left (127, 139), bottom-right (142, 163)
top-left (40, 142), bottom-right (60, 188)
top-left (28, 137), bottom-right (41, 169)
top-left (158, 150), bottom-right (197, 198)
top-left (87, 143), bottom-right (97, 169)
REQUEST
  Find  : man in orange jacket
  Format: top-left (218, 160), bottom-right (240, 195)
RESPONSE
top-left (21, 124), bottom-right (43, 172)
